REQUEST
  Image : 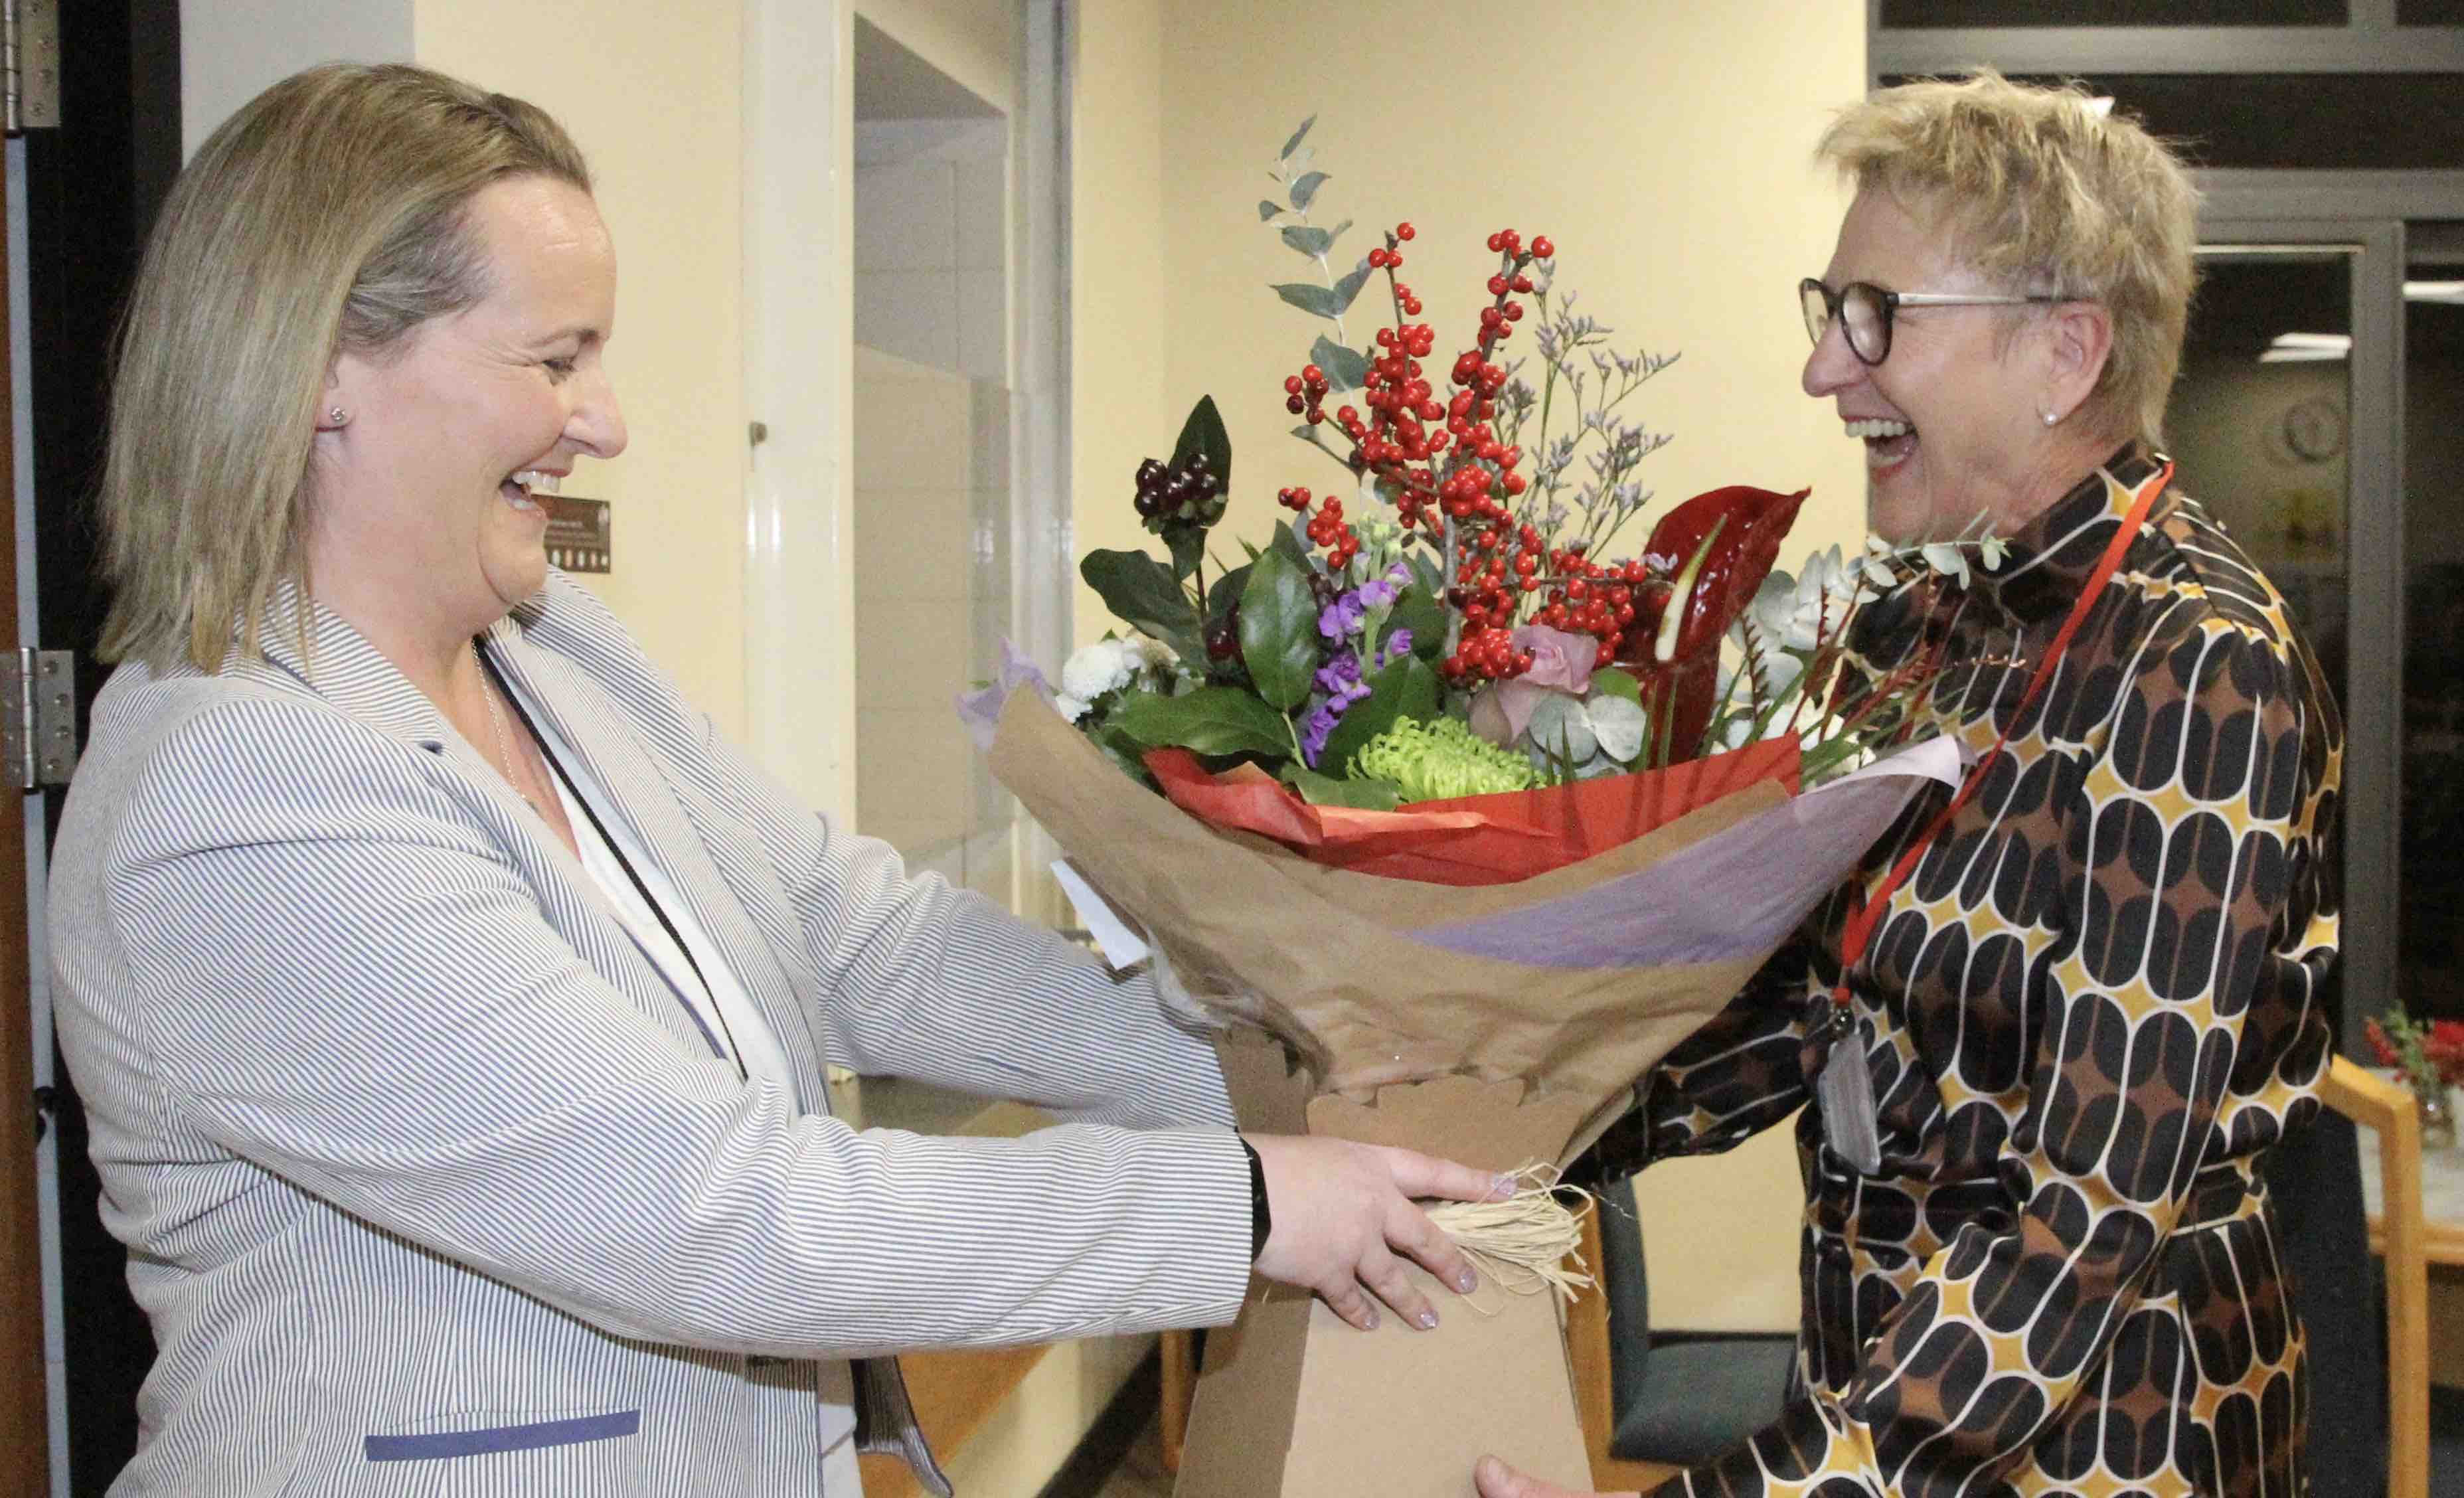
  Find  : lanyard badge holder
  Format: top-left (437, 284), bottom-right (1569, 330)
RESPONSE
top-left (1816, 464), bottom-right (2169, 1175)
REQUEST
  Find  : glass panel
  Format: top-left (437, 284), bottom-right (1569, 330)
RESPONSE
top-left (1882, 74), bottom-right (2464, 171)
top-left (2176, 248), bottom-right (2355, 1031)
top-left (2404, 226), bottom-right (2464, 1020)
top-left (1883, 0), bottom-right (2341, 23)
top-left (2400, 0), bottom-right (2464, 21)
top-left (853, 27), bottom-right (1021, 914)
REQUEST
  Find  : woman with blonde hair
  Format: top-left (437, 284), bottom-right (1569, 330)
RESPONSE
top-left (1483, 72), bottom-right (2339, 1498)
top-left (52, 62), bottom-right (1505, 1496)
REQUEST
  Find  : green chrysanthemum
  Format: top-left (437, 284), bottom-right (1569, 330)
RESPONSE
top-left (1350, 716), bottom-right (1539, 803)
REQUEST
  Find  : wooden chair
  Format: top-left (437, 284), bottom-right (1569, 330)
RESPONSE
top-left (2318, 1054), bottom-right (2431, 1498)
top-left (1567, 1198), bottom-right (1684, 1492)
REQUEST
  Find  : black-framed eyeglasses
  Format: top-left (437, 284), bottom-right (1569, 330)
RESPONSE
top-left (1798, 278), bottom-right (2067, 367)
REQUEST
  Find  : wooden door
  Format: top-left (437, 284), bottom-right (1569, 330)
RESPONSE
top-left (0, 135), bottom-right (49, 1493)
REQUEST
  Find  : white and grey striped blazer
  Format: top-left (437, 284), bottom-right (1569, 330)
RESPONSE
top-left (47, 572), bottom-right (1252, 1496)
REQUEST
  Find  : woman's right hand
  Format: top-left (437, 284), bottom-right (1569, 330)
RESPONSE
top-left (1241, 1133), bottom-right (1511, 1332)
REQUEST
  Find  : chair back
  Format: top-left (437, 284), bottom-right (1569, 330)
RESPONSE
top-left (2315, 1054), bottom-right (2429, 1498)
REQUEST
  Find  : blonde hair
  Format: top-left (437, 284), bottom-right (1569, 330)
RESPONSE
top-left (1817, 70), bottom-right (2200, 446)
top-left (99, 63), bottom-right (591, 671)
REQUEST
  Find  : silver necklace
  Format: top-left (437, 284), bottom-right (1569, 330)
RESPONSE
top-left (475, 644), bottom-right (545, 817)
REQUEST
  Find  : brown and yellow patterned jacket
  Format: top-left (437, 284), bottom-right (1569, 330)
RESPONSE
top-left (1592, 447), bottom-right (2342, 1497)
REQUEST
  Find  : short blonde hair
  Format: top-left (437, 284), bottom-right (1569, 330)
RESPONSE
top-left (1817, 70), bottom-right (2200, 446)
top-left (100, 63), bottom-right (591, 672)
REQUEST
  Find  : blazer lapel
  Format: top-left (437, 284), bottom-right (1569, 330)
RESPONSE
top-left (482, 593), bottom-right (834, 1107)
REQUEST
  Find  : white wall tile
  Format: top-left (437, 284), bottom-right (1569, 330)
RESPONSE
top-left (957, 269), bottom-right (1006, 382)
top-left (852, 351), bottom-right (971, 489)
top-left (854, 484), bottom-right (974, 591)
top-left (854, 159), bottom-right (958, 273)
top-left (853, 270), bottom-right (961, 382)
top-left (954, 156), bottom-right (1007, 271)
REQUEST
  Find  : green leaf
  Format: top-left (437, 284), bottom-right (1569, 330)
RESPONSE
top-left (1111, 687), bottom-right (1291, 760)
top-left (1289, 423), bottom-right (1323, 443)
top-left (1167, 527), bottom-right (1206, 582)
top-left (1380, 585), bottom-right (1446, 663)
top-left (1408, 550), bottom-right (1445, 594)
top-left (1289, 170), bottom-right (1330, 211)
top-left (1238, 548), bottom-right (1320, 710)
top-left (1268, 520), bottom-right (1310, 570)
top-left (1309, 336), bottom-right (1370, 394)
top-left (1281, 225), bottom-right (1335, 258)
top-left (1169, 395), bottom-right (1232, 498)
top-left (1090, 722), bottom-right (1159, 787)
top-left (1080, 549), bottom-right (1202, 663)
top-left (1271, 282), bottom-right (1345, 319)
top-left (1316, 656), bottom-right (1438, 779)
top-left (1587, 667), bottom-right (1643, 706)
top-left (1205, 561), bottom-right (1252, 626)
top-left (1281, 763), bottom-right (1401, 811)
top-left (1257, 199), bottom-right (1281, 222)
top-left (1279, 115), bottom-right (1317, 162)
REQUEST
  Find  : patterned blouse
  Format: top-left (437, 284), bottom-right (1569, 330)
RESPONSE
top-left (1591, 447), bottom-right (2343, 1497)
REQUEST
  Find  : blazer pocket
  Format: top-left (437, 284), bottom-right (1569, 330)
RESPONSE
top-left (363, 1409), bottom-right (641, 1462)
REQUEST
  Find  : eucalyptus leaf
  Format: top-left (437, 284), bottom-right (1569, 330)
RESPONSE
top-left (1588, 695), bottom-right (1649, 764)
top-left (1238, 548), bottom-right (1319, 710)
top-left (1309, 335), bottom-right (1370, 393)
top-left (1587, 667), bottom-right (1643, 706)
top-left (1525, 694), bottom-right (1598, 764)
top-left (1257, 199), bottom-right (1281, 222)
top-left (1289, 170), bottom-right (1329, 210)
top-left (1279, 115), bottom-right (1316, 161)
top-left (1281, 225), bottom-right (1335, 258)
top-left (1331, 259), bottom-right (1374, 313)
top-left (1111, 687), bottom-right (1292, 760)
top-left (1080, 549), bottom-right (1202, 663)
top-left (1270, 282), bottom-right (1345, 319)
top-left (1169, 395), bottom-right (1232, 496)
top-left (1315, 655), bottom-right (1438, 779)
top-left (1281, 764), bottom-right (1401, 811)
top-left (1289, 424), bottom-right (1323, 442)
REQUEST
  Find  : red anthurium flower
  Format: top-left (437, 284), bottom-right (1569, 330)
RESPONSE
top-left (1614, 485), bottom-right (1811, 758)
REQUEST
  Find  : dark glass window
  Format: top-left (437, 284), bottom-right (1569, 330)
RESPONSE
top-left (2402, 226), bottom-right (2464, 1019)
top-left (1882, 0), bottom-right (2342, 23)
top-left (1878, 74), bottom-right (2464, 171)
top-left (2399, 0), bottom-right (2464, 21)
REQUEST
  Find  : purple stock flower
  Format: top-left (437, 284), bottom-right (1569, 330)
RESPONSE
top-left (1300, 704), bottom-right (1341, 766)
top-left (1380, 628), bottom-right (1414, 665)
top-left (1357, 562), bottom-right (1411, 610)
top-left (1318, 592), bottom-right (1365, 641)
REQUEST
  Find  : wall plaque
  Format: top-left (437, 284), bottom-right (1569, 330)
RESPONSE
top-left (543, 493), bottom-right (612, 574)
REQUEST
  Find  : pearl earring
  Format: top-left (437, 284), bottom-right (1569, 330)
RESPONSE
top-left (2040, 408), bottom-right (2060, 427)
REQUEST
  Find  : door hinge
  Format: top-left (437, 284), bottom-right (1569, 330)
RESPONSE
top-left (3, 0), bottom-right (59, 134)
top-left (1, 648), bottom-right (76, 788)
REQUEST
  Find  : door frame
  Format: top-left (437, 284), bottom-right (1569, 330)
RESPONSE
top-left (2195, 217), bottom-right (2404, 1051)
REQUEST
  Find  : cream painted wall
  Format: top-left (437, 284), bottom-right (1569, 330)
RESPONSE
top-left (414, 0), bottom-right (750, 739)
top-left (1144, 0), bottom-right (1870, 592)
top-left (1069, 0), bottom-right (1173, 647)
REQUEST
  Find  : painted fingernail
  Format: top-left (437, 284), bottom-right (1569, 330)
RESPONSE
top-left (1490, 1173), bottom-right (1518, 1200)
top-left (1416, 1309), bottom-right (1438, 1330)
top-left (1456, 1268), bottom-right (1479, 1293)
top-left (1362, 1310), bottom-right (1379, 1331)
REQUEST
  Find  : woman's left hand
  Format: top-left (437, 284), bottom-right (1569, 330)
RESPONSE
top-left (1472, 1456), bottom-right (1633, 1498)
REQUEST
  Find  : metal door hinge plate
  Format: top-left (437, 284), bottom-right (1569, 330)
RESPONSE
top-left (5, 0), bottom-right (59, 133)
top-left (1, 648), bottom-right (76, 788)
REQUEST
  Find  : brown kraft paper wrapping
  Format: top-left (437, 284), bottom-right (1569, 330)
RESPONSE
top-left (985, 692), bottom-right (1782, 1495)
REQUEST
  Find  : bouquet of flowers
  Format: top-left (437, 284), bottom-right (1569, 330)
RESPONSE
top-left (957, 121), bottom-right (1989, 1496)
top-left (2366, 1009), bottom-right (2464, 1096)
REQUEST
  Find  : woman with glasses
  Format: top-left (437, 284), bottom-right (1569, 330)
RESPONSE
top-left (1481, 72), bottom-right (2341, 1498)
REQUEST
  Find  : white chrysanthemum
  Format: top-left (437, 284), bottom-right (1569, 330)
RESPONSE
top-left (1060, 639), bottom-right (1135, 703)
top-left (1055, 692), bottom-right (1091, 723)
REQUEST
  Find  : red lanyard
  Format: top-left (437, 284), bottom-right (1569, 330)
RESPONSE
top-left (1828, 461), bottom-right (2172, 1021)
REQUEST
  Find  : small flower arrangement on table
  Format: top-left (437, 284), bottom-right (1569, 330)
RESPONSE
top-left (2366, 1009), bottom-right (2464, 1147)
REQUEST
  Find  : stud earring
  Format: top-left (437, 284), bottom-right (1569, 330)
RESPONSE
top-left (2040, 408), bottom-right (2060, 427)
top-left (326, 406), bottom-right (350, 428)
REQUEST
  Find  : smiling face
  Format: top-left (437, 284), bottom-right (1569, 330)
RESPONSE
top-left (312, 175), bottom-right (625, 643)
top-left (1804, 186), bottom-right (2088, 544)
